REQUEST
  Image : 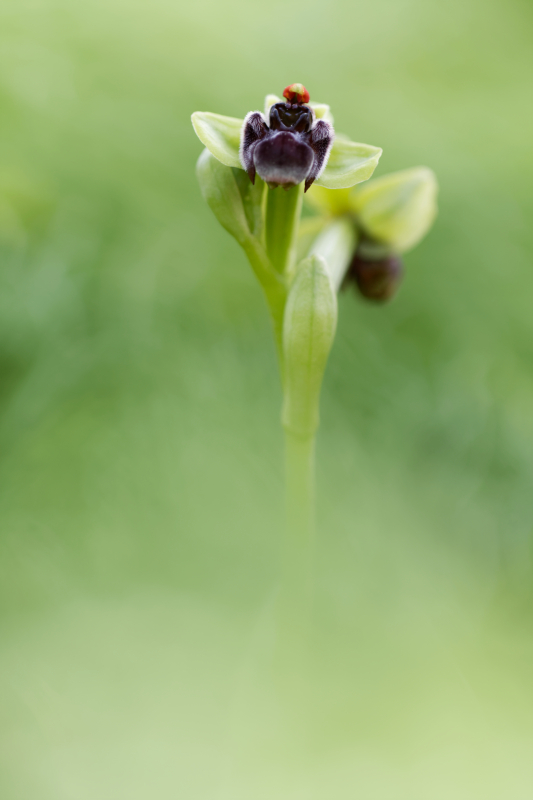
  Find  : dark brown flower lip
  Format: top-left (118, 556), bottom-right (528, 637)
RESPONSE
top-left (344, 246), bottom-right (404, 302)
top-left (254, 132), bottom-right (314, 189)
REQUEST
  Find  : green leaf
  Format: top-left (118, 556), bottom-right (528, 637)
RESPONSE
top-left (316, 138), bottom-right (382, 190)
top-left (282, 256), bottom-right (338, 437)
top-left (309, 218), bottom-right (358, 292)
top-left (196, 149), bottom-right (250, 244)
top-left (352, 167), bottom-right (438, 253)
top-left (191, 112), bottom-right (242, 168)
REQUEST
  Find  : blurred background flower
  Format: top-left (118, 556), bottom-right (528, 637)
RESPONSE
top-left (0, 0), bottom-right (532, 798)
top-left (305, 167), bottom-right (438, 298)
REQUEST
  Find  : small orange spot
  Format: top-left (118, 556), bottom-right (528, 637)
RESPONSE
top-left (283, 83), bottom-right (310, 104)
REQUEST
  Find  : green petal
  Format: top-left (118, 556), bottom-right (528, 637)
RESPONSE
top-left (315, 138), bottom-right (382, 190)
top-left (352, 167), bottom-right (438, 253)
top-left (191, 112), bottom-right (243, 168)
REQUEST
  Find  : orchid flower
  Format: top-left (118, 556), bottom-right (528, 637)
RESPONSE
top-left (191, 84), bottom-right (436, 639)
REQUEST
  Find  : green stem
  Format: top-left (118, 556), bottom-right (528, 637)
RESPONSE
top-left (251, 184), bottom-right (318, 652)
top-left (246, 184), bottom-right (303, 376)
top-left (243, 239), bottom-right (286, 365)
top-left (264, 184), bottom-right (303, 276)
top-left (277, 428), bottom-right (316, 650)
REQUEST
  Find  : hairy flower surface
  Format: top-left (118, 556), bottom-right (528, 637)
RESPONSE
top-left (240, 84), bottom-right (334, 192)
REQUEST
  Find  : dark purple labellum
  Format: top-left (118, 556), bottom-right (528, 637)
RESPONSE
top-left (254, 132), bottom-right (314, 188)
top-left (346, 251), bottom-right (404, 302)
top-left (240, 96), bottom-right (334, 192)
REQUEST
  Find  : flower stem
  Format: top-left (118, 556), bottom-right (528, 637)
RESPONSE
top-left (277, 427), bottom-right (316, 653)
top-left (264, 184), bottom-right (303, 276)
top-left (262, 183), bottom-right (317, 653)
top-left (243, 237), bottom-right (287, 364)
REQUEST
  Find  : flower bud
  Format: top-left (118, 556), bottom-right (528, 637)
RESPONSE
top-left (346, 247), bottom-right (404, 302)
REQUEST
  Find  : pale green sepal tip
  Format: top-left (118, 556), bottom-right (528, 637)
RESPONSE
top-left (310, 218), bottom-right (358, 293)
top-left (264, 94), bottom-right (281, 117)
top-left (191, 111), bottom-right (243, 169)
top-left (309, 102), bottom-right (334, 126)
top-left (282, 255), bottom-right (338, 437)
top-left (196, 149), bottom-right (250, 245)
top-left (316, 139), bottom-right (383, 190)
top-left (352, 166), bottom-right (438, 253)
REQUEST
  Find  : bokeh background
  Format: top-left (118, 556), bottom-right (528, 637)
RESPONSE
top-left (1, 0), bottom-right (533, 797)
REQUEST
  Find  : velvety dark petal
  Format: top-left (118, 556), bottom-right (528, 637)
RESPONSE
top-left (254, 132), bottom-right (314, 188)
top-left (239, 111), bottom-right (269, 184)
top-left (305, 120), bottom-right (334, 192)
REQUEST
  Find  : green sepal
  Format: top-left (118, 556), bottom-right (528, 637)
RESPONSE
top-left (309, 218), bottom-right (358, 292)
top-left (352, 166), bottom-right (438, 253)
top-left (282, 256), bottom-right (338, 437)
top-left (316, 139), bottom-right (382, 190)
top-left (310, 103), bottom-right (335, 126)
top-left (305, 185), bottom-right (353, 217)
top-left (191, 112), bottom-right (242, 169)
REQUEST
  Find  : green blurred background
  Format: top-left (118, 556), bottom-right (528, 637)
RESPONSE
top-left (1, 0), bottom-right (533, 797)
